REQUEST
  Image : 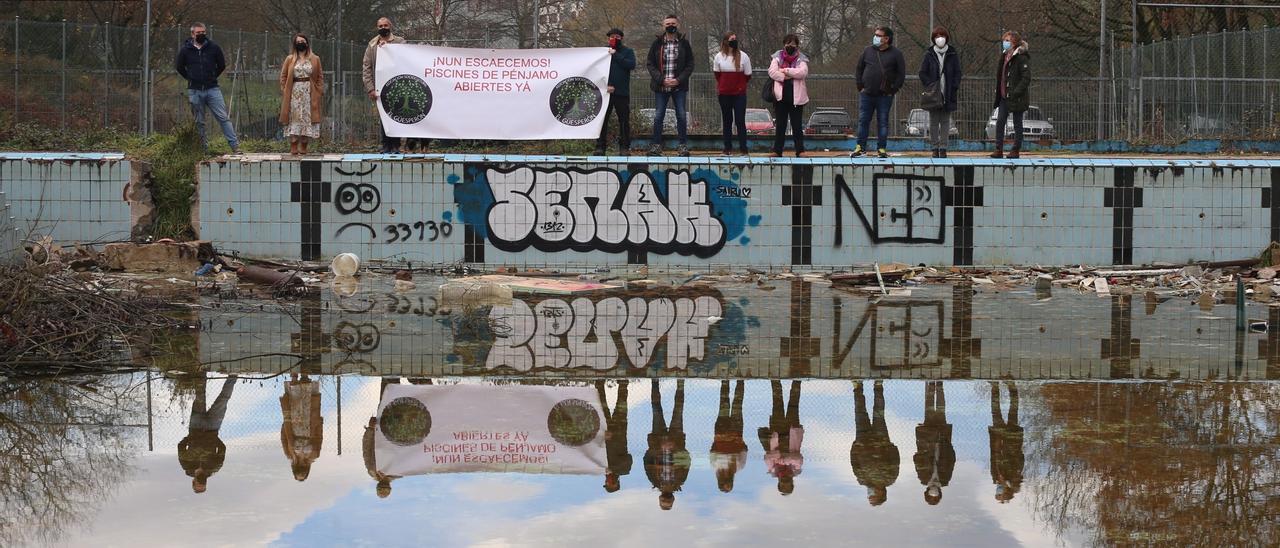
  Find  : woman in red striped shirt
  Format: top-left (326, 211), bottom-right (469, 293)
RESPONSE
top-left (713, 31), bottom-right (753, 155)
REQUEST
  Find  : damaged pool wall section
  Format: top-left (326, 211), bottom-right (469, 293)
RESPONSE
top-left (194, 157), bottom-right (1280, 268)
top-left (0, 154), bottom-right (140, 260)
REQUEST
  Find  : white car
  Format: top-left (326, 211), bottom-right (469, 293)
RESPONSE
top-left (902, 108), bottom-right (959, 138)
top-left (985, 106), bottom-right (1055, 140)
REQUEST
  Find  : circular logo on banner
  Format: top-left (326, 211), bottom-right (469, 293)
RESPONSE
top-left (546, 398), bottom-right (600, 446)
top-left (549, 77), bottom-right (603, 127)
top-left (379, 397), bottom-right (432, 446)
top-left (380, 75), bottom-right (433, 125)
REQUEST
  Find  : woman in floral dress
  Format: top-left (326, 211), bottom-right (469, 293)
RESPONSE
top-left (279, 33), bottom-right (324, 155)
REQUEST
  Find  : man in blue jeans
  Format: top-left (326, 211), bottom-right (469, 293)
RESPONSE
top-left (175, 22), bottom-right (240, 153)
top-left (645, 15), bottom-right (694, 157)
top-left (852, 27), bottom-right (905, 158)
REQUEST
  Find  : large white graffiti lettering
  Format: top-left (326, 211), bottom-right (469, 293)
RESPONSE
top-left (485, 295), bottom-right (723, 371)
top-left (486, 167), bottom-right (726, 257)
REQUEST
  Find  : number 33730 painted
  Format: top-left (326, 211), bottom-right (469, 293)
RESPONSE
top-left (384, 221), bottom-right (454, 243)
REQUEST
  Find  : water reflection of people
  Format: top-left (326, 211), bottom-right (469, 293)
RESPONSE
top-left (913, 381), bottom-right (956, 505)
top-left (850, 380), bottom-right (899, 506)
top-left (710, 380), bottom-right (748, 493)
top-left (280, 373), bottom-right (323, 481)
top-left (645, 379), bottom-right (690, 510)
top-left (989, 381), bottom-right (1024, 503)
top-left (596, 380), bottom-right (634, 493)
top-left (179, 373), bottom-right (238, 494)
top-left (758, 380), bottom-right (804, 495)
top-left (363, 378), bottom-right (400, 498)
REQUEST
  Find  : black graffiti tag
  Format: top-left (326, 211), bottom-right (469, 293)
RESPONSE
top-left (335, 183), bottom-right (381, 215)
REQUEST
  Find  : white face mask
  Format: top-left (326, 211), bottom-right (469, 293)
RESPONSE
top-left (934, 37), bottom-right (947, 48)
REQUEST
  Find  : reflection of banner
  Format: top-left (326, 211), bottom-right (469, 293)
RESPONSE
top-left (374, 384), bottom-right (607, 475)
top-left (375, 45), bottom-right (610, 140)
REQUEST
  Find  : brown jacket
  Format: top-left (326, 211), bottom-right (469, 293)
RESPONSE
top-left (279, 53), bottom-right (324, 125)
top-left (363, 34), bottom-right (406, 95)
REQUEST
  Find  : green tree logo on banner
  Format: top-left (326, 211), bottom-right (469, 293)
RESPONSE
top-left (379, 397), bottom-right (432, 446)
top-left (549, 77), bottom-right (603, 127)
top-left (380, 75), bottom-right (433, 125)
top-left (546, 398), bottom-right (601, 446)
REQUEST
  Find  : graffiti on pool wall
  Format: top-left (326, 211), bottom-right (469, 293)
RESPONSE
top-left (834, 173), bottom-right (946, 245)
top-left (466, 290), bottom-right (749, 372)
top-left (457, 166), bottom-right (747, 258)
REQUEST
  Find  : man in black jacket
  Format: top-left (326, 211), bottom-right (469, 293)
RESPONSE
top-left (852, 27), bottom-right (905, 158)
top-left (644, 15), bottom-right (694, 156)
top-left (174, 23), bottom-right (240, 153)
top-left (595, 28), bottom-right (636, 156)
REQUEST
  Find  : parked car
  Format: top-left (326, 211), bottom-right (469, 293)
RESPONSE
top-left (638, 108), bottom-right (695, 135)
top-left (902, 108), bottom-right (959, 138)
top-left (745, 108), bottom-right (774, 135)
top-left (804, 106), bottom-right (852, 135)
top-left (985, 106), bottom-right (1055, 140)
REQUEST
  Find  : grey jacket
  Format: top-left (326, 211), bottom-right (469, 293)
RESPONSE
top-left (363, 34), bottom-right (407, 94)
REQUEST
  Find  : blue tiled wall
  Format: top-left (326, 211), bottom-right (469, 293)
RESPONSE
top-left (198, 156), bottom-right (1280, 268)
top-left (0, 155), bottom-right (134, 257)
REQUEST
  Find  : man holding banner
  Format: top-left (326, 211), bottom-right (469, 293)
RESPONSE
top-left (645, 15), bottom-right (695, 156)
top-left (364, 17), bottom-right (406, 154)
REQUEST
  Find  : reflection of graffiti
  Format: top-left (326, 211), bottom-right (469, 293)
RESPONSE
top-left (334, 321), bottom-right (381, 352)
top-left (335, 183), bottom-right (382, 214)
top-left (385, 294), bottom-right (438, 316)
top-left (484, 167), bottom-right (727, 257)
top-left (485, 294), bottom-right (723, 371)
top-left (834, 173), bottom-right (945, 245)
top-left (831, 298), bottom-right (946, 370)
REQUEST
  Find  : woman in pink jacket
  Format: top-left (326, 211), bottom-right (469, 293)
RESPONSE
top-left (768, 34), bottom-right (810, 157)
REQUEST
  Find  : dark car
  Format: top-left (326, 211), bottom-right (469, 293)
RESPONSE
top-left (804, 107), bottom-right (852, 135)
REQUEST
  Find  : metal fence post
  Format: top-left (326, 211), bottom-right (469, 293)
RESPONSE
top-left (142, 0), bottom-right (152, 136)
top-left (1097, 0), bottom-right (1105, 141)
top-left (1130, 0), bottom-right (1138, 140)
top-left (104, 22), bottom-right (111, 127)
top-left (61, 19), bottom-right (67, 131)
top-left (13, 16), bottom-right (19, 121)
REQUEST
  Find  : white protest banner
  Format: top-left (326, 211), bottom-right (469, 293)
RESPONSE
top-left (373, 383), bottom-right (607, 475)
top-left (374, 45), bottom-right (611, 140)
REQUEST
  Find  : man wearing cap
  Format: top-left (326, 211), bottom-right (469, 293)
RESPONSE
top-left (595, 28), bottom-right (636, 156)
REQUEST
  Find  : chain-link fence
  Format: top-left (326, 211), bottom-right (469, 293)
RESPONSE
top-left (1123, 27), bottom-right (1280, 141)
top-left (0, 16), bottom-right (1276, 145)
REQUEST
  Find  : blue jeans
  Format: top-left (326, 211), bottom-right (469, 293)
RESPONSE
top-left (187, 87), bottom-right (239, 151)
top-left (856, 93), bottom-right (894, 150)
top-left (652, 89), bottom-right (688, 146)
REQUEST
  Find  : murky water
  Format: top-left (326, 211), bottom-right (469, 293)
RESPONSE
top-left (5, 279), bottom-right (1279, 546)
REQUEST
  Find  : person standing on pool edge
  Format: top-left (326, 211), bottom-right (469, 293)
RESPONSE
top-left (174, 22), bottom-right (240, 154)
top-left (852, 26), bottom-right (905, 159)
top-left (364, 17), bottom-right (407, 154)
top-left (768, 34), bottom-right (809, 158)
top-left (713, 31), bottom-right (752, 156)
top-left (594, 28), bottom-right (636, 156)
top-left (991, 30), bottom-right (1031, 159)
top-left (645, 14), bottom-right (695, 157)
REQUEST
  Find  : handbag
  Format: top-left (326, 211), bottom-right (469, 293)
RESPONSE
top-left (920, 53), bottom-right (945, 110)
top-left (761, 78), bottom-right (776, 103)
top-left (921, 81), bottom-right (944, 110)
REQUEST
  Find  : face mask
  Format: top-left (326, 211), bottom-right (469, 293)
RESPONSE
top-left (194, 34), bottom-right (207, 44)
top-left (1002, 40), bottom-right (1012, 51)
top-left (609, 37), bottom-right (619, 48)
top-left (665, 25), bottom-right (678, 35)
top-left (934, 37), bottom-right (946, 48)
top-left (872, 35), bottom-right (882, 47)
top-left (295, 42), bottom-right (308, 52)
top-left (378, 28), bottom-right (391, 37)
top-left (728, 39), bottom-right (738, 49)
top-left (784, 46), bottom-right (797, 55)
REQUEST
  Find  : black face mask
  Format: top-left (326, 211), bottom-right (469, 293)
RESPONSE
top-left (728, 39), bottom-right (738, 49)
top-left (194, 34), bottom-right (207, 44)
top-left (378, 28), bottom-right (391, 37)
top-left (784, 46), bottom-right (797, 55)
top-left (295, 42), bottom-right (308, 52)
top-left (665, 25), bottom-right (678, 35)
